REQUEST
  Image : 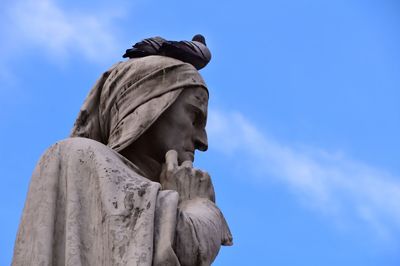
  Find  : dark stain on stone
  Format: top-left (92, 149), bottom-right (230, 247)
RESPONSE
top-left (138, 188), bottom-right (146, 197)
top-left (124, 192), bottom-right (135, 211)
top-left (119, 245), bottom-right (125, 258)
top-left (128, 207), bottom-right (144, 230)
top-left (138, 182), bottom-right (150, 197)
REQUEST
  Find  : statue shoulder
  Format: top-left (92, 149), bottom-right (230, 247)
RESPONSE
top-left (44, 137), bottom-right (119, 159)
top-left (55, 137), bottom-right (108, 150)
top-left (40, 137), bottom-right (145, 179)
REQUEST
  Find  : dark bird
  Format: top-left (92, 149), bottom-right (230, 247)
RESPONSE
top-left (122, 34), bottom-right (211, 70)
top-left (122, 36), bottom-right (166, 58)
top-left (159, 34), bottom-right (211, 70)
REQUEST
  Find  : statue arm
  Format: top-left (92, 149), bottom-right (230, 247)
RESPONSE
top-left (153, 190), bottom-right (181, 266)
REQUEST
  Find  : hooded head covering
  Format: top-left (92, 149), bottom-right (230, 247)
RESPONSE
top-left (70, 55), bottom-right (207, 152)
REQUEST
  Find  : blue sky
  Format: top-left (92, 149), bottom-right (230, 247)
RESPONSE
top-left (1, 0), bottom-right (400, 265)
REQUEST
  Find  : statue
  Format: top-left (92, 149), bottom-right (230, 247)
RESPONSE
top-left (12, 35), bottom-right (232, 266)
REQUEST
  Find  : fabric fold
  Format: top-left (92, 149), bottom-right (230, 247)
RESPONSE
top-left (13, 138), bottom-right (164, 266)
top-left (70, 56), bottom-right (207, 153)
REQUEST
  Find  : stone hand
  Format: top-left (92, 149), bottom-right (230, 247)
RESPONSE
top-left (160, 150), bottom-right (215, 203)
top-left (159, 150), bottom-right (232, 265)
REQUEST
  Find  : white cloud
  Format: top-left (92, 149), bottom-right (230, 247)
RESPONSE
top-left (6, 0), bottom-right (124, 62)
top-left (208, 109), bottom-right (400, 240)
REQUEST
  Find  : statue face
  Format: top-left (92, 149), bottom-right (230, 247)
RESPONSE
top-left (149, 87), bottom-right (208, 163)
top-left (147, 86), bottom-right (209, 164)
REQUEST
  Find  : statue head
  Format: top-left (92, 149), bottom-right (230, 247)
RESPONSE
top-left (71, 55), bottom-right (209, 179)
top-left (122, 86), bottom-right (208, 165)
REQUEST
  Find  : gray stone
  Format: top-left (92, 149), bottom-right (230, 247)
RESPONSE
top-left (13, 43), bottom-right (232, 266)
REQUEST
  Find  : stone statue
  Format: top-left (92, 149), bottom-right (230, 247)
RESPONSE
top-left (12, 35), bottom-right (232, 266)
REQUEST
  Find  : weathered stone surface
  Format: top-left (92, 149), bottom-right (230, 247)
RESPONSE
top-left (13, 38), bottom-right (232, 265)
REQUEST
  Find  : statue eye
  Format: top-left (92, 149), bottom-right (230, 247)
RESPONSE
top-left (191, 109), bottom-right (202, 127)
top-left (192, 112), bottom-right (199, 126)
top-left (187, 105), bottom-right (205, 127)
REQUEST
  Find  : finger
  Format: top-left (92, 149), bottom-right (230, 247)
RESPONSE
top-left (200, 171), bottom-right (210, 182)
top-left (203, 172), bottom-right (216, 202)
top-left (174, 167), bottom-right (193, 201)
top-left (181, 160), bottom-right (193, 168)
top-left (165, 150), bottom-right (178, 172)
top-left (197, 171), bottom-right (215, 202)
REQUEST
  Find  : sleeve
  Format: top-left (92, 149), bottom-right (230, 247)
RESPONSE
top-left (174, 198), bottom-right (233, 266)
top-left (153, 193), bottom-right (232, 266)
top-left (153, 190), bottom-right (181, 266)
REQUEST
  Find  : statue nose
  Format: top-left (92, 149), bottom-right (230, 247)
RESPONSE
top-left (194, 129), bottom-right (208, 151)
